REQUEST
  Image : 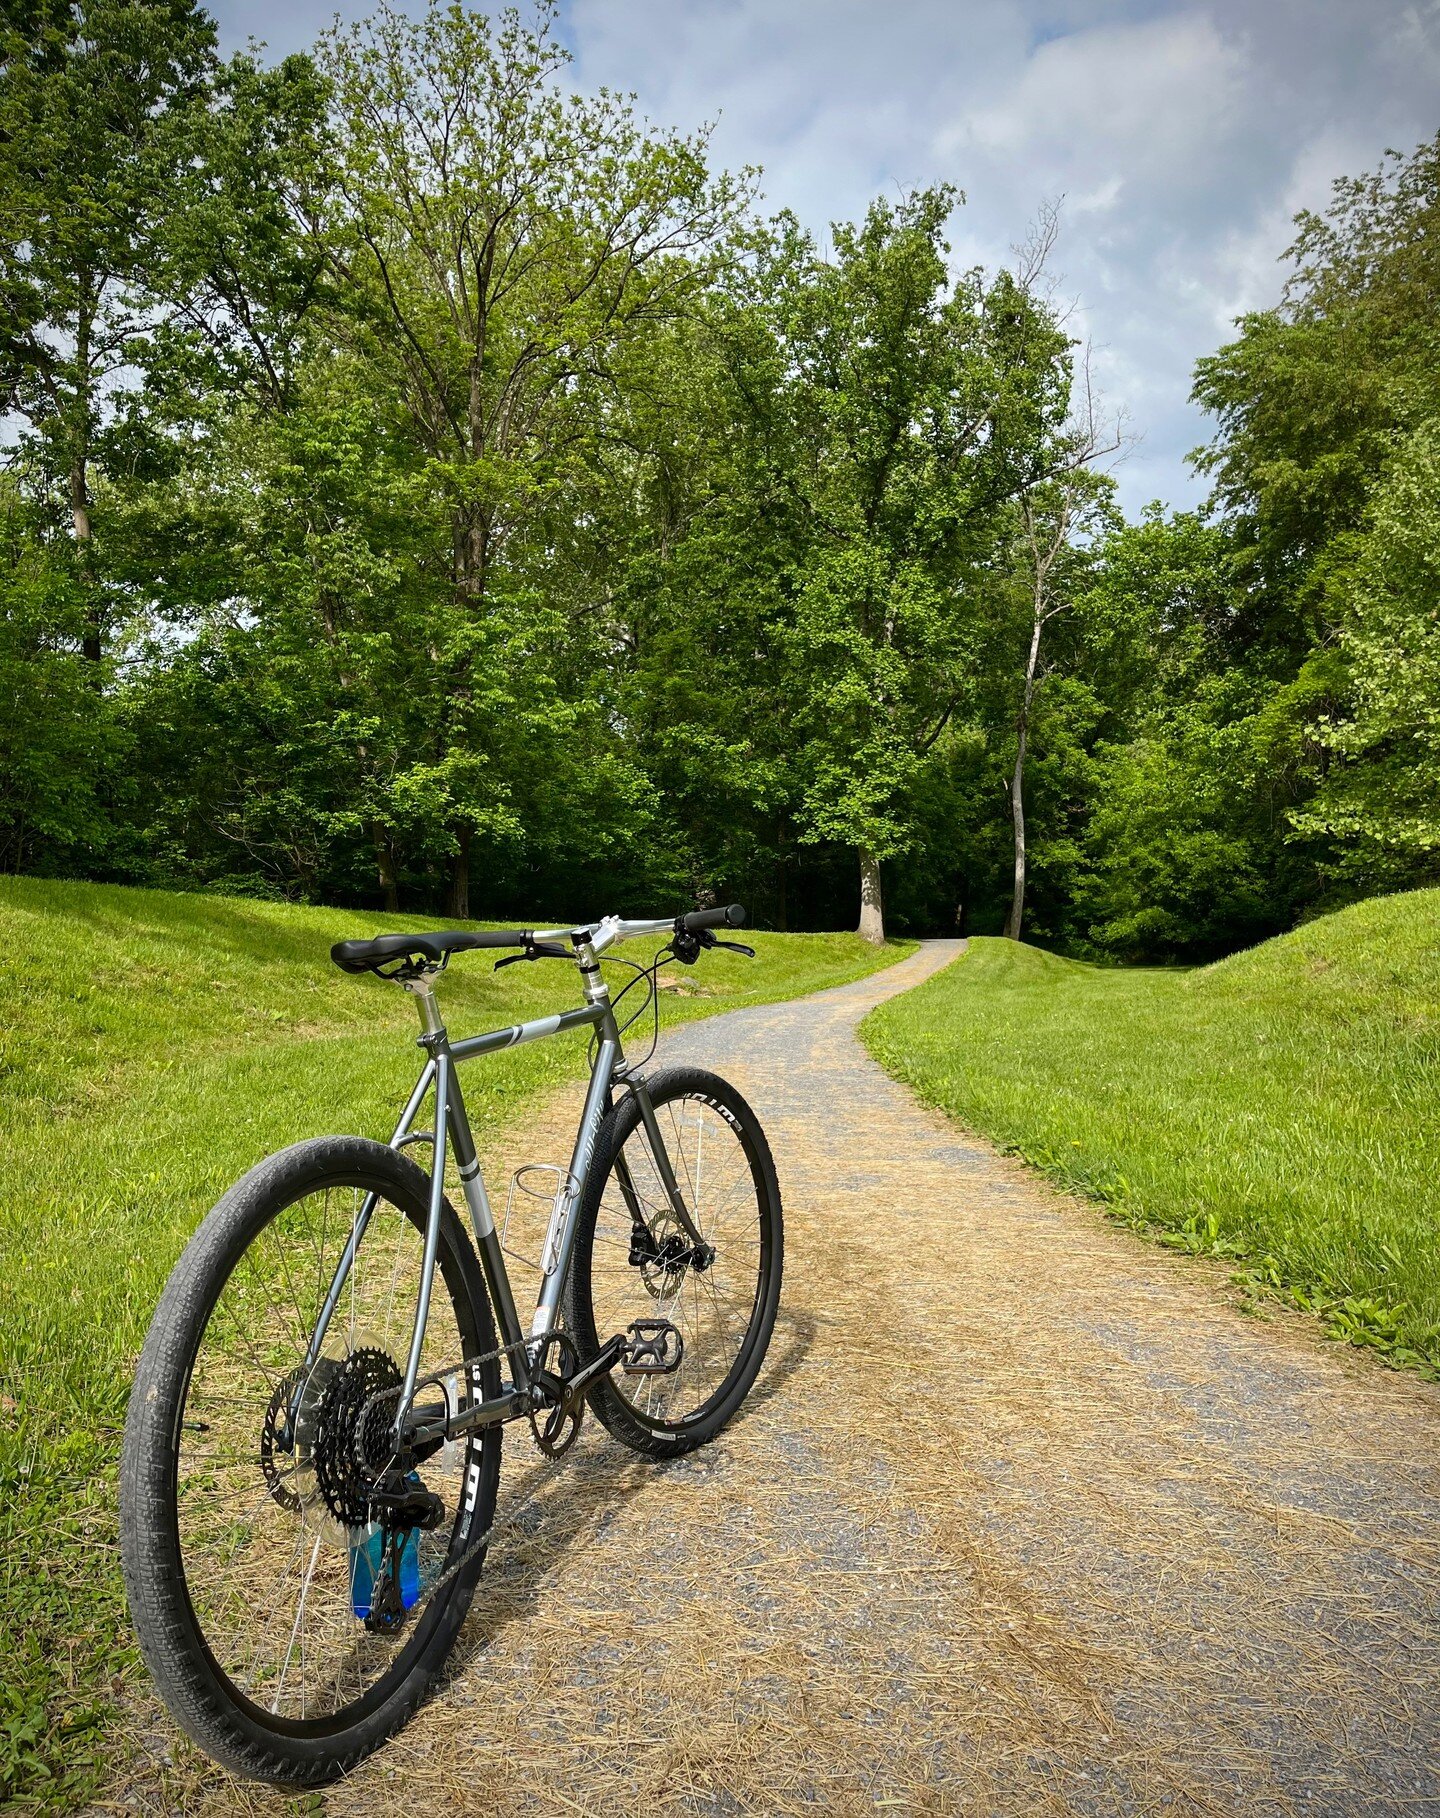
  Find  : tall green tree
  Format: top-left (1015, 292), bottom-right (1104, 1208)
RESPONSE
top-left (1187, 132), bottom-right (1440, 913)
top-left (754, 190), bottom-right (1073, 940)
top-left (0, 0), bottom-right (217, 665)
top-left (1000, 441), bottom-right (1117, 941)
top-left (1295, 421), bottom-right (1440, 885)
top-left (309, 0), bottom-right (751, 914)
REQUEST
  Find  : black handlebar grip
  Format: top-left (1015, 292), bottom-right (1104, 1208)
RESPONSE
top-left (679, 903), bottom-right (746, 934)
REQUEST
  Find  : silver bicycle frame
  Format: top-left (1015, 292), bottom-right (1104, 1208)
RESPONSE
top-left (302, 918), bottom-right (702, 1441)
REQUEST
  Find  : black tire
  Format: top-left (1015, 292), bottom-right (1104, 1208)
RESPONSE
top-left (564, 1067), bottom-right (783, 1457)
top-left (119, 1136), bottom-right (502, 1786)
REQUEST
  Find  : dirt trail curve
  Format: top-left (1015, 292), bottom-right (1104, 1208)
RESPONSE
top-left (119, 941), bottom-right (1440, 1818)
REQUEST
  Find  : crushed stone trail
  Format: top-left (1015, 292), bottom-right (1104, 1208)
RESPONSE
top-left (118, 941), bottom-right (1440, 1817)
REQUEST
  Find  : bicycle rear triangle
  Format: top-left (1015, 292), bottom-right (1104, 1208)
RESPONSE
top-left (119, 906), bottom-right (783, 1785)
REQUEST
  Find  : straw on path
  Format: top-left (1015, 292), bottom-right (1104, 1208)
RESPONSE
top-left (114, 940), bottom-right (1440, 1817)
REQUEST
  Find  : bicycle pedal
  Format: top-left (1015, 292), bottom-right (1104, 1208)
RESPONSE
top-left (622, 1318), bottom-right (683, 1375)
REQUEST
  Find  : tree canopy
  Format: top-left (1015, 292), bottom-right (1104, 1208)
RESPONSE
top-left (3, 0), bottom-right (1436, 955)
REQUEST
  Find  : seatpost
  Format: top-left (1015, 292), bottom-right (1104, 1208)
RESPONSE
top-left (402, 972), bottom-right (446, 1042)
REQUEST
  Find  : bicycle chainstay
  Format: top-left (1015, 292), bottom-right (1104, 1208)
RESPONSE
top-left (356, 1332), bottom-right (533, 1450)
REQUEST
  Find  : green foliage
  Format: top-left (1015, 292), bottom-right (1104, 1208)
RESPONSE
top-left (0, 874), bottom-right (910, 1807)
top-left (1295, 421), bottom-right (1440, 883)
top-left (1, 13), bottom-right (1436, 953)
top-left (864, 891), bottom-right (1440, 1371)
top-left (760, 192), bottom-right (1073, 887)
top-left (0, 480), bottom-right (123, 872)
top-left (1171, 132), bottom-right (1440, 939)
top-left (0, 0), bottom-right (220, 664)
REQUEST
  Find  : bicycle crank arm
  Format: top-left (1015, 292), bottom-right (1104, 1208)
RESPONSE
top-left (558, 1333), bottom-right (630, 1411)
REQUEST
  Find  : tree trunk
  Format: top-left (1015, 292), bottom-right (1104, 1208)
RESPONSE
top-left (447, 825), bottom-right (471, 921)
top-left (371, 825), bottom-right (399, 914)
top-left (70, 457), bottom-right (101, 670)
top-left (1003, 727), bottom-right (1028, 940)
top-left (71, 297), bottom-right (101, 672)
top-left (857, 847), bottom-right (885, 945)
top-left (775, 821), bottom-right (789, 932)
top-left (1004, 608), bottom-right (1045, 942)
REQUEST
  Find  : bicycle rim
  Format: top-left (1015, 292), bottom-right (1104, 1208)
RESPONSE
top-left (589, 1090), bottom-right (770, 1431)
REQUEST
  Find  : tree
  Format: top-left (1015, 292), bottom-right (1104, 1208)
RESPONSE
top-left (1001, 379), bottom-right (1119, 941)
top-left (309, 0), bottom-right (751, 915)
top-left (1063, 509), bottom-right (1320, 961)
top-left (0, 0), bottom-right (217, 666)
top-left (0, 470), bottom-right (122, 872)
top-left (1187, 132), bottom-right (1440, 912)
top-left (752, 189), bottom-right (1073, 942)
top-left (1294, 421), bottom-right (1440, 886)
top-left (1192, 133), bottom-right (1440, 664)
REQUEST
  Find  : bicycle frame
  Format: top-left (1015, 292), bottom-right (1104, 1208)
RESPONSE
top-left (301, 920), bottom-right (701, 1443)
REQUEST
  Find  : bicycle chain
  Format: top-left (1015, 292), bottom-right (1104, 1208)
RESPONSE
top-left (354, 1332), bottom-right (531, 1446)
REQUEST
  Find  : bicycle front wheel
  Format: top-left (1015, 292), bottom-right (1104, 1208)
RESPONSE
top-left (565, 1066), bottom-right (783, 1456)
top-left (120, 1136), bottom-right (501, 1785)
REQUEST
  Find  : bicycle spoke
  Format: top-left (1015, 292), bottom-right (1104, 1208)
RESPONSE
top-left (589, 1093), bottom-right (765, 1430)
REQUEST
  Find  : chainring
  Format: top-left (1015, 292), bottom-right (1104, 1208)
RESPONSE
top-left (528, 1331), bottom-right (584, 1458)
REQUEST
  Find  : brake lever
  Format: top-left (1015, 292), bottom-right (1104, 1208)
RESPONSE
top-left (711, 939), bottom-right (755, 957)
top-left (494, 940), bottom-right (570, 971)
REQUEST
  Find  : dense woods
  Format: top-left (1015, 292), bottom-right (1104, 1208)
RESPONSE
top-left (3, 0), bottom-right (1436, 956)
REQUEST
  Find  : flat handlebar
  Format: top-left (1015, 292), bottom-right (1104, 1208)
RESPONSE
top-left (331, 907), bottom-right (748, 975)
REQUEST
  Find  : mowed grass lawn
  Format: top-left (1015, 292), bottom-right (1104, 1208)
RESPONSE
top-left (864, 890), bottom-right (1440, 1373)
top-left (0, 877), bottom-right (910, 1809)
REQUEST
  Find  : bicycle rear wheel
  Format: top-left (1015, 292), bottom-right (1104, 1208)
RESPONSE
top-left (120, 1136), bottom-right (501, 1785)
top-left (565, 1066), bottom-right (783, 1456)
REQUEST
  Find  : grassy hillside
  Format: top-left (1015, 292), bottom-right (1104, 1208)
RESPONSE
top-left (0, 877), bottom-right (911, 1809)
top-left (864, 891), bottom-right (1440, 1373)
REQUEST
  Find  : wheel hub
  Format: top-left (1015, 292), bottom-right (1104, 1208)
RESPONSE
top-left (637, 1213), bottom-right (695, 1297)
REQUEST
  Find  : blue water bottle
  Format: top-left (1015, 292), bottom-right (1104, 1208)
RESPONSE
top-left (348, 1490), bottom-right (422, 1618)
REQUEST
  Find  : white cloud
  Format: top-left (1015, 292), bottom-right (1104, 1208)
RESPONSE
top-left (955, 11), bottom-right (1241, 172)
top-left (211, 0), bottom-right (1440, 513)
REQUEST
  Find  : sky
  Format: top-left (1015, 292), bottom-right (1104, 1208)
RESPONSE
top-left (209, 0), bottom-right (1440, 515)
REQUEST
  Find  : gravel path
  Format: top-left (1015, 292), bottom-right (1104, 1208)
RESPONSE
top-left (120, 941), bottom-right (1440, 1817)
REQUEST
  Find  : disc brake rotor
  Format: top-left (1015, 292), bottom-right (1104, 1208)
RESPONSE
top-left (639, 1212), bottom-right (691, 1299)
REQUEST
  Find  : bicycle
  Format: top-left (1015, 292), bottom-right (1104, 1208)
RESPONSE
top-left (119, 904), bottom-right (783, 1785)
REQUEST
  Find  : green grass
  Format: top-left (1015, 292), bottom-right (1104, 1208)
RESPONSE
top-left (864, 890), bottom-right (1440, 1374)
top-left (0, 876), bottom-right (911, 1809)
